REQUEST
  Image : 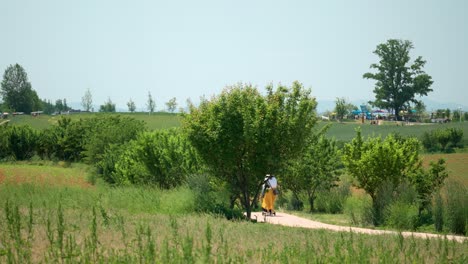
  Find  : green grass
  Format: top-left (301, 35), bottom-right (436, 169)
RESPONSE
top-left (1, 163), bottom-right (467, 262)
top-left (319, 120), bottom-right (468, 144)
top-left (6, 112), bottom-right (182, 130)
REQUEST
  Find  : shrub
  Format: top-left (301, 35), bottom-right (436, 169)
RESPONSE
top-left (444, 180), bottom-right (467, 235)
top-left (433, 192), bottom-right (444, 232)
top-left (315, 180), bottom-right (351, 214)
top-left (421, 131), bottom-right (439, 152)
top-left (82, 115), bottom-right (146, 165)
top-left (384, 202), bottom-right (419, 230)
top-left (0, 125), bottom-right (39, 160)
top-left (343, 196), bottom-right (373, 226)
top-left (447, 127), bottom-right (463, 148)
top-left (421, 127), bottom-right (463, 152)
top-left (109, 129), bottom-right (203, 189)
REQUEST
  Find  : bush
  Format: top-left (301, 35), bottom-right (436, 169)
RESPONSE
top-left (315, 180), bottom-right (351, 214)
top-left (343, 196), bottom-right (373, 226)
top-left (444, 181), bottom-right (467, 235)
top-left (421, 127), bottom-right (463, 152)
top-left (108, 129), bottom-right (203, 189)
top-left (0, 125), bottom-right (39, 160)
top-left (82, 115), bottom-right (146, 164)
top-left (433, 192), bottom-right (444, 232)
top-left (384, 202), bottom-right (419, 230)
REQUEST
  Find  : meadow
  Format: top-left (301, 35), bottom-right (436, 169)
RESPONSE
top-left (0, 163), bottom-right (467, 263)
top-left (1, 114), bottom-right (467, 262)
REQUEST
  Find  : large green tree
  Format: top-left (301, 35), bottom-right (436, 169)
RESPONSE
top-left (1, 64), bottom-right (41, 113)
top-left (183, 82), bottom-right (317, 218)
top-left (363, 39), bottom-right (433, 121)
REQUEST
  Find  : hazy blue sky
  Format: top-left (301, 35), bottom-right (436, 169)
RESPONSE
top-left (1, 0), bottom-right (467, 111)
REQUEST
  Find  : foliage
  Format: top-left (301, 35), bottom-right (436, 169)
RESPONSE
top-left (165, 97), bottom-right (177, 113)
top-left (443, 180), bottom-right (468, 235)
top-left (342, 130), bottom-right (423, 224)
top-left (408, 159), bottom-right (448, 216)
top-left (421, 127), bottom-right (463, 152)
top-left (283, 126), bottom-right (342, 212)
top-left (343, 196), bottom-right (374, 226)
top-left (37, 117), bottom-right (88, 161)
top-left (81, 88), bottom-right (93, 112)
top-left (363, 39), bottom-right (433, 121)
top-left (82, 115), bottom-right (146, 165)
top-left (147, 92), bottom-right (155, 114)
top-left (315, 180), bottom-right (351, 214)
top-left (127, 98), bottom-right (136, 113)
top-left (99, 98), bottom-right (116, 112)
top-left (0, 125), bottom-right (39, 160)
top-left (100, 129), bottom-right (202, 188)
top-left (384, 202), bottom-right (419, 230)
top-left (1, 64), bottom-right (41, 113)
top-left (183, 82), bottom-right (317, 217)
top-left (334, 97), bottom-right (355, 121)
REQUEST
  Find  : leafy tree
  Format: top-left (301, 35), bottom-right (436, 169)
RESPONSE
top-left (81, 88), bottom-right (93, 112)
top-left (1, 64), bottom-right (40, 113)
top-left (414, 101), bottom-right (426, 122)
top-left (147, 92), bottom-right (155, 114)
top-left (444, 108), bottom-right (451, 120)
top-left (99, 98), bottom-right (116, 112)
top-left (342, 130), bottom-right (422, 224)
top-left (363, 39), bottom-right (433, 121)
top-left (453, 109), bottom-right (461, 122)
top-left (165, 97), bottom-right (177, 113)
top-left (183, 82), bottom-right (317, 218)
top-left (127, 98), bottom-right (136, 113)
top-left (40, 99), bottom-right (55, 114)
top-left (283, 126), bottom-right (342, 212)
top-left (334, 97), bottom-right (355, 121)
top-left (55, 99), bottom-right (64, 112)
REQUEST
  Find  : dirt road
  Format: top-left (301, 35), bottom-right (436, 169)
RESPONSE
top-left (250, 212), bottom-right (467, 243)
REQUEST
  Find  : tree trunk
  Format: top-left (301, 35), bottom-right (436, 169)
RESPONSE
top-left (308, 196), bottom-right (315, 213)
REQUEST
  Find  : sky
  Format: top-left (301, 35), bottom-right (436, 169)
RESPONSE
top-left (1, 0), bottom-right (467, 112)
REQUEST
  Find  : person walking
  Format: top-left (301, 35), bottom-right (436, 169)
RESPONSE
top-left (261, 174), bottom-right (278, 216)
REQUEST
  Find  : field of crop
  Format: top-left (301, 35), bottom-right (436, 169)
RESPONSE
top-left (0, 163), bottom-right (467, 263)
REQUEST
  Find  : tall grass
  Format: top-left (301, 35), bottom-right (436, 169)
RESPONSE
top-left (0, 200), bottom-right (466, 263)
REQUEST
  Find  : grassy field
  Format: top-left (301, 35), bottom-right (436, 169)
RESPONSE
top-left (1, 114), bottom-right (467, 262)
top-left (319, 120), bottom-right (468, 144)
top-left (7, 113), bottom-right (468, 145)
top-left (0, 163), bottom-right (467, 263)
top-left (6, 112), bottom-right (182, 130)
top-left (422, 153), bottom-right (468, 186)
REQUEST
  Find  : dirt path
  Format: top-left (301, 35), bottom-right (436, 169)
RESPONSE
top-left (250, 212), bottom-right (467, 243)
